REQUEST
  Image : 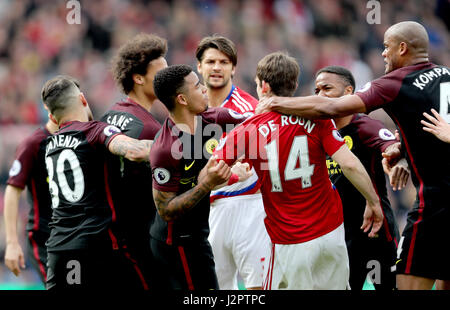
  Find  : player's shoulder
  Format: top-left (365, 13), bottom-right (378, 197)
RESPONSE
top-left (102, 100), bottom-right (144, 120)
top-left (60, 121), bottom-right (117, 140)
top-left (151, 119), bottom-right (178, 155)
top-left (234, 86), bottom-right (258, 104)
top-left (233, 111), bottom-right (279, 130)
top-left (80, 120), bottom-right (108, 131)
top-left (14, 127), bottom-right (48, 157)
top-left (352, 113), bottom-right (378, 126)
top-left (225, 85), bottom-right (258, 114)
top-left (23, 126), bottom-right (50, 145)
top-left (351, 114), bottom-right (396, 141)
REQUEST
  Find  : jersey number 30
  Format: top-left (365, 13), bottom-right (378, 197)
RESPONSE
top-left (46, 149), bottom-right (85, 209)
top-left (265, 135), bottom-right (315, 192)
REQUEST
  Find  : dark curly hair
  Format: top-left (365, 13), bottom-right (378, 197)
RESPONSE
top-left (111, 33), bottom-right (167, 94)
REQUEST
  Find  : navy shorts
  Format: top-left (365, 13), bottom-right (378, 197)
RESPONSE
top-left (150, 236), bottom-right (219, 290)
top-left (396, 201), bottom-right (450, 280)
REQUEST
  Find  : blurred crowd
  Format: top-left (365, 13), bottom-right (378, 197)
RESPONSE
top-left (0, 0), bottom-right (448, 288)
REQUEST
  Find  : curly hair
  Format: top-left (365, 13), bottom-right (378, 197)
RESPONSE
top-left (111, 33), bottom-right (167, 94)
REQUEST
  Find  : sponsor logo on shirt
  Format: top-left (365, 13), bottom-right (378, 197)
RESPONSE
top-left (326, 158), bottom-right (342, 175)
top-left (344, 135), bottom-right (353, 150)
top-left (185, 160), bottom-right (195, 171)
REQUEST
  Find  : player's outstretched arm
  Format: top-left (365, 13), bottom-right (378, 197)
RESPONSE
top-left (256, 94), bottom-right (366, 119)
top-left (331, 145), bottom-right (383, 237)
top-left (153, 156), bottom-right (231, 222)
top-left (3, 185), bottom-right (26, 276)
top-left (421, 108), bottom-right (450, 143)
top-left (108, 135), bottom-right (153, 162)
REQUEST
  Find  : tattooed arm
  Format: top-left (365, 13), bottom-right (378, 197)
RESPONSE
top-left (153, 183), bottom-right (212, 222)
top-left (153, 157), bottom-right (231, 222)
top-left (108, 135), bottom-right (153, 162)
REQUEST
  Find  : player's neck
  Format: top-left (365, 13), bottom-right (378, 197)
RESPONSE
top-left (410, 56), bottom-right (429, 66)
top-left (334, 115), bottom-right (353, 130)
top-left (46, 119), bottom-right (59, 134)
top-left (58, 112), bottom-right (89, 127)
top-left (402, 54), bottom-right (429, 68)
top-left (170, 110), bottom-right (197, 134)
top-left (207, 82), bottom-right (233, 108)
top-left (128, 90), bottom-right (155, 112)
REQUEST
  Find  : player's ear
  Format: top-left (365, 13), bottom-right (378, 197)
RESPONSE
top-left (79, 93), bottom-right (88, 106)
top-left (344, 85), bottom-right (354, 96)
top-left (176, 93), bottom-right (188, 106)
top-left (197, 62), bottom-right (202, 75)
top-left (399, 41), bottom-right (408, 56)
top-left (262, 80), bottom-right (271, 95)
top-left (132, 73), bottom-right (145, 86)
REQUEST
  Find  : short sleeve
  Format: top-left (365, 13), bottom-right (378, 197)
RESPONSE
top-left (150, 141), bottom-right (182, 192)
top-left (355, 72), bottom-right (403, 113)
top-left (85, 121), bottom-right (123, 149)
top-left (6, 136), bottom-right (39, 189)
top-left (202, 107), bottom-right (247, 130)
top-left (356, 116), bottom-right (397, 153)
top-left (100, 110), bottom-right (144, 139)
top-left (319, 120), bottom-right (346, 156)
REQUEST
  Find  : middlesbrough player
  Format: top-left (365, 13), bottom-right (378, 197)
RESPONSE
top-left (41, 76), bottom-right (151, 289)
top-left (196, 35), bottom-right (270, 290)
top-left (101, 33), bottom-right (169, 289)
top-left (3, 109), bottom-right (58, 283)
top-left (315, 65), bottom-right (406, 290)
top-left (214, 52), bottom-right (383, 290)
top-left (257, 21), bottom-right (450, 290)
top-left (150, 65), bottom-right (250, 290)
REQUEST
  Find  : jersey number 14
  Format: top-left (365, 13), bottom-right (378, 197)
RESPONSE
top-left (265, 135), bottom-right (315, 192)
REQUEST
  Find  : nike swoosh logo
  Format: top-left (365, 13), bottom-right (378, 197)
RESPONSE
top-left (185, 160), bottom-right (195, 170)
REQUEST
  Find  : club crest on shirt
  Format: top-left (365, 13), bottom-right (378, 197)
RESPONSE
top-left (378, 128), bottom-right (395, 140)
top-left (8, 160), bottom-right (21, 177)
top-left (103, 125), bottom-right (121, 137)
top-left (154, 168), bottom-right (170, 184)
top-left (205, 138), bottom-right (219, 154)
top-left (344, 135), bottom-right (353, 150)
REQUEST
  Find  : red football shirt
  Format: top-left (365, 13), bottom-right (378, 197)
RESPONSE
top-left (214, 111), bottom-right (345, 244)
top-left (210, 85), bottom-right (261, 202)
